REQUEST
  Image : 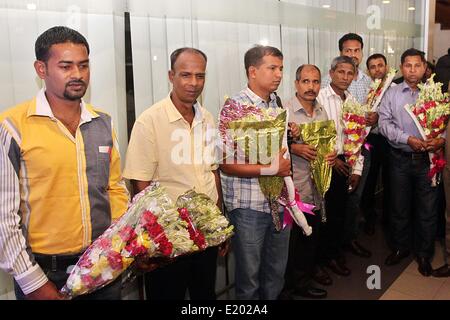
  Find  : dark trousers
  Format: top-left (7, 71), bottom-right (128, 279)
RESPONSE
top-left (318, 157), bottom-right (349, 264)
top-left (284, 210), bottom-right (322, 291)
top-left (361, 133), bottom-right (390, 225)
top-left (389, 147), bottom-right (439, 259)
top-left (145, 246), bottom-right (218, 300)
top-left (14, 254), bottom-right (122, 300)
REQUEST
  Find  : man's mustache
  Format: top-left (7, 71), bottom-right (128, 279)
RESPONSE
top-left (66, 80), bottom-right (86, 87)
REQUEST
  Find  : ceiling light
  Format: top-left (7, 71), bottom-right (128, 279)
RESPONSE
top-left (322, 4), bottom-right (331, 9)
top-left (408, 6), bottom-right (416, 11)
top-left (27, 3), bottom-right (37, 10)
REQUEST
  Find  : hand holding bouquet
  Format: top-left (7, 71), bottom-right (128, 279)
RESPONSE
top-left (219, 99), bottom-right (312, 235)
top-left (61, 182), bottom-right (195, 298)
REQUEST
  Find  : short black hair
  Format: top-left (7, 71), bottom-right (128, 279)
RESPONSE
top-left (400, 48), bottom-right (426, 65)
top-left (35, 26), bottom-right (90, 62)
top-left (366, 53), bottom-right (387, 69)
top-left (338, 33), bottom-right (364, 52)
top-left (244, 45), bottom-right (283, 77)
top-left (170, 47), bottom-right (207, 70)
top-left (295, 64), bottom-right (321, 81)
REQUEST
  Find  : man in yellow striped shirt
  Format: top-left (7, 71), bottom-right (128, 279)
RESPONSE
top-left (0, 26), bottom-right (129, 300)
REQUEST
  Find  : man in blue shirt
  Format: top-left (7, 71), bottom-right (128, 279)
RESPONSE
top-left (379, 48), bottom-right (445, 276)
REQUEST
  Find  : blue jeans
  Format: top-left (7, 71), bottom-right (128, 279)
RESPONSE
top-left (389, 148), bottom-right (439, 258)
top-left (229, 208), bottom-right (290, 300)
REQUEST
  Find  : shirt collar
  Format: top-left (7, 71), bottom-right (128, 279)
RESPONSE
top-left (244, 87), bottom-right (277, 107)
top-left (27, 88), bottom-right (98, 123)
top-left (399, 81), bottom-right (418, 93)
top-left (325, 84), bottom-right (350, 100)
top-left (293, 94), bottom-right (321, 114)
top-left (165, 93), bottom-right (203, 124)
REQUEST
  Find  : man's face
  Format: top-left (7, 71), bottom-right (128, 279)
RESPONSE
top-left (401, 55), bottom-right (426, 86)
top-left (169, 51), bottom-right (206, 104)
top-left (330, 63), bottom-right (355, 92)
top-left (249, 55), bottom-right (283, 94)
top-left (35, 42), bottom-right (90, 101)
top-left (341, 39), bottom-right (363, 68)
top-left (367, 57), bottom-right (388, 81)
top-left (295, 67), bottom-right (321, 102)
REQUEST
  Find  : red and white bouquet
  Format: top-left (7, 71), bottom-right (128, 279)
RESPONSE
top-left (61, 182), bottom-right (195, 298)
top-left (61, 181), bottom-right (235, 298)
top-left (342, 98), bottom-right (369, 169)
top-left (404, 74), bottom-right (450, 186)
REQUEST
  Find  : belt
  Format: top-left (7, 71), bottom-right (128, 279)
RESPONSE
top-left (391, 148), bottom-right (428, 160)
top-left (34, 253), bottom-right (82, 272)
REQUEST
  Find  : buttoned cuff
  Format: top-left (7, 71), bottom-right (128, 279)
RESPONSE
top-left (14, 264), bottom-right (48, 295)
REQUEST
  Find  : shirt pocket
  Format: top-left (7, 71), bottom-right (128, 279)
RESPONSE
top-left (96, 152), bottom-right (110, 190)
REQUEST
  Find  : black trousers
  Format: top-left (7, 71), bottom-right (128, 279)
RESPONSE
top-left (388, 147), bottom-right (439, 258)
top-left (318, 157), bottom-right (349, 264)
top-left (284, 210), bottom-right (322, 291)
top-left (361, 132), bottom-right (391, 224)
top-left (145, 246), bottom-right (218, 300)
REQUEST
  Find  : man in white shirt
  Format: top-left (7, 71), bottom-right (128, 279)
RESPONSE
top-left (316, 56), bottom-right (363, 278)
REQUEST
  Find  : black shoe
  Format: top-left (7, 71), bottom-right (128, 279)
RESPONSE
top-left (417, 257), bottom-right (432, 277)
top-left (385, 250), bottom-right (410, 266)
top-left (293, 286), bottom-right (327, 299)
top-left (312, 266), bottom-right (333, 286)
top-left (326, 259), bottom-right (351, 276)
top-left (344, 240), bottom-right (372, 258)
top-left (363, 222), bottom-right (375, 236)
top-left (432, 264), bottom-right (450, 277)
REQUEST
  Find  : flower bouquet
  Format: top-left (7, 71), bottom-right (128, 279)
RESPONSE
top-left (342, 99), bottom-right (370, 170)
top-left (364, 68), bottom-right (397, 135)
top-left (219, 98), bottom-right (312, 235)
top-left (366, 68), bottom-right (397, 112)
top-left (60, 182), bottom-right (195, 298)
top-left (176, 189), bottom-right (234, 248)
top-left (298, 120), bottom-right (337, 222)
top-left (404, 74), bottom-right (450, 186)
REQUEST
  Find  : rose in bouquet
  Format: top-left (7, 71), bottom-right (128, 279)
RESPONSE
top-left (61, 182), bottom-right (195, 298)
top-left (366, 68), bottom-right (397, 112)
top-left (342, 98), bottom-right (369, 169)
top-left (404, 74), bottom-right (450, 185)
top-left (176, 190), bottom-right (234, 248)
top-left (219, 98), bottom-right (312, 235)
top-left (298, 120), bottom-right (337, 222)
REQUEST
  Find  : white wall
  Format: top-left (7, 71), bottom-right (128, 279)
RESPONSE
top-left (433, 24), bottom-right (450, 63)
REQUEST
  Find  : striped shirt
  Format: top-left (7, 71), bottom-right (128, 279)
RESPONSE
top-left (219, 87), bottom-right (287, 213)
top-left (0, 89), bottom-right (129, 295)
top-left (322, 69), bottom-right (372, 105)
top-left (317, 85), bottom-right (364, 175)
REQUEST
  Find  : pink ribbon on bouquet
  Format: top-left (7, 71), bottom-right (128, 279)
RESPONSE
top-left (364, 142), bottom-right (373, 152)
top-left (283, 190), bottom-right (316, 228)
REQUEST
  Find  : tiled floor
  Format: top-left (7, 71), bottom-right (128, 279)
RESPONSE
top-left (380, 241), bottom-right (450, 300)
